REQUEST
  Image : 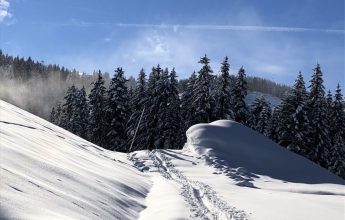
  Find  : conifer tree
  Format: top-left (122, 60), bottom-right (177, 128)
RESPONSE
top-left (307, 64), bottom-right (331, 167)
top-left (126, 69), bottom-right (147, 151)
top-left (143, 65), bottom-right (162, 150)
top-left (61, 85), bottom-right (78, 132)
top-left (250, 96), bottom-right (269, 129)
top-left (193, 55), bottom-right (214, 123)
top-left (180, 72), bottom-right (197, 144)
top-left (50, 107), bottom-right (56, 123)
top-left (164, 68), bottom-right (181, 148)
top-left (88, 71), bottom-right (108, 147)
top-left (328, 84), bottom-right (345, 178)
top-left (106, 67), bottom-right (129, 152)
top-left (74, 86), bottom-right (89, 139)
top-left (231, 67), bottom-right (251, 126)
top-left (276, 72), bottom-right (310, 155)
top-left (255, 99), bottom-right (271, 134)
top-left (266, 107), bottom-right (280, 142)
top-left (217, 56), bottom-right (233, 120)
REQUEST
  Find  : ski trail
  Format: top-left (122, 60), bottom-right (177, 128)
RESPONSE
top-left (131, 150), bottom-right (249, 220)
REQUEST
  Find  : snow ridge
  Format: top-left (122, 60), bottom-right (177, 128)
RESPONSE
top-left (132, 150), bottom-right (249, 220)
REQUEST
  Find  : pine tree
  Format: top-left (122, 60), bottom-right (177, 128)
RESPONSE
top-left (193, 55), bottom-right (214, 123)
top-left (266, 107), bottom-right (280, 142)
top-left (74, 86), bottom-right (89, 139)
top-left (307, 64), bottom-right (331, 167)
top-left (50, 107), bottom-right (56, 123)
top-left (164, 68), bottom-right (181, 149)
top-left (106, 67), bottom-right (129, 152)
top-left (88, 71), bottom-right (108, 147)
top-left (216, 56), bottom-right (233, 120)
top-left (180, 72), bottom-right (197, 144)
top-left (250, 96), bottom-right (269, 129)
top-left (54, 103), bottom-right (63, 126)
top-left (231, 67), bottom-right (251, 126)
top-left (142, 65), bottom-right (162, 150)
top-left (255, 99), bottom-right (271, 134)
top-left (277, 72), bottom-right (310, 155)
top-left (60, 85), bottom-right (78, 132)
top-left (328, 84), bottom-right (345, 178)
top-left (126, 68), bottom-right (147, 151)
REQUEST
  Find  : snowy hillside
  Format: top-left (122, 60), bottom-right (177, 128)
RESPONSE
top-left (245, 91), bottom-right (282, 107)
top-left (1, 100), bottom-right (344, 220)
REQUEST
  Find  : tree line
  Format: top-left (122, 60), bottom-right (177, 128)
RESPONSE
top-left (0, 49), bottom-right (289, 119)
top-left (50, 55), bottom-right (345, 179)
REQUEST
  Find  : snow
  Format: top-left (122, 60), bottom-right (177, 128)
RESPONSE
top-left (1, 100), bottom-right (344, 220)
top-left (246, 91), bottom-right (282, 107)
top-left (0, 100), bottom-right (151, 219)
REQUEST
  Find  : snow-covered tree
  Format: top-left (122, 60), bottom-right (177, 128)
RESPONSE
top-left (88, 71), bottom-right (108, 147)
top-left (74, 86), bottom-right (89, 139)
top-left (60, 85), bottom-right (78, 132)
top-left (193, 55), bottom-right (214, 123)
top-left (328, 84), bottom-right (345, 178)
top-left (250, 96), bottom-right (269, 129)
top-left (216, 56), bottom-right (233, 120)
top-left (106, 68), bottom-right (129, 152)
top-left (255, 100), bottom-right (271, 135)
top-left (266, 107), bottom-right (280, 142)
top-left (231, 67), bottom-right (251, 126)
top-left (126, 68), bottom-right (147, 151)
top-left (306, 64), bottom-right (331, 167)
top-left (180, 72), bottom-right (197, 144)
top-left (164, 68), bottom-right (181, 149)
top-left (142, 65), bottom-right (162, 150)
top-left (276, 72), bottom-right (310, 155)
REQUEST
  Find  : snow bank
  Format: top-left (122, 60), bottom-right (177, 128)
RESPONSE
top-left (0, 100), bottom-right (151, 219)
top-left (186, 120), bottom-right (343, 184)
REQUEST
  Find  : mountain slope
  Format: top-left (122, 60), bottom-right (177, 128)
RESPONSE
top-left (0, 100), bottom-right (151, 219)
top-left (1, 100), bottom-right (344, 220)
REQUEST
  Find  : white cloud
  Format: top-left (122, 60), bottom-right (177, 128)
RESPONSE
top-left (0, 0), bottom-right (12, 22)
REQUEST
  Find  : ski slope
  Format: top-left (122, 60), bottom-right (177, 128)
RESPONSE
top-left (1, 100), bottom-right (344, 220)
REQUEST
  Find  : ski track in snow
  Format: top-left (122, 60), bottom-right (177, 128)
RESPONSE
top-left (130, 150), bottom-right (249, 220)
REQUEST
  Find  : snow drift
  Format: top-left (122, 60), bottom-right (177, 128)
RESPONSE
top-left (186, 120), bottom-right (343, 184)
top-left (0, 100), bottom-right (151, 219)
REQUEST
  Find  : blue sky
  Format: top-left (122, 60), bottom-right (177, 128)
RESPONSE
top-left (0, 0), bottom-right (344, 90)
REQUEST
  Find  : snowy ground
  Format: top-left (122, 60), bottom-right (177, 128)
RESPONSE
top-left (1, 100), bottom-right (344, 220)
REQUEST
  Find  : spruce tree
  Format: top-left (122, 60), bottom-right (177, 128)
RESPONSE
top-left (255, 99), bottom-right (271, 135)
top-left (217, 56), bottom-right (233, 120)
top-left (126, 69), bottom-right (147, 151)
top-left (266, 107), bottom-right (280, 142)
top-left (88, 71), bottom-right (108, 147)
top-left (74, 86), bottom-right (89, 139)
top-left (106, 67), bottom-right (129, 152)
top-left (180, 72), bottom-right (197, 144)
top-left (250, 96), bottom-right (269, 129)
top-left (231, 67), bottom-right (251, 126)
top-left (61, 85), bottom-right (78, 132)
top-left (50, 107), bottom-right (56, 123)
top-left (277, 72), bottom-right (310, 155)
top-left (193, 55), bottom-right (214, 123)
top-left (143, 65), bottom-right (162, 150)
top-left (307, 64), bottom-right (331, 167)
top-left (164, 68), bottom-right (181, 149)
top-left (328, 84), bottom-right (345, 178)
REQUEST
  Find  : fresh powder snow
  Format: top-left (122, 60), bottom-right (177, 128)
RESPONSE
top-left (1, 100), bottom-right (344, 220)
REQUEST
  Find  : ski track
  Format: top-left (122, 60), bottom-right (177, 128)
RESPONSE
top-left (130, 150), bottom-right (249, 220)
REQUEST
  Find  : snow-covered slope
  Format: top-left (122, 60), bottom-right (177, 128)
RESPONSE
top-left (245, 91), bottom-right (282, 107)
top-left (0, 100), bottom-right (151, 219)
top-left (1, 100), bottom-right (344, 220)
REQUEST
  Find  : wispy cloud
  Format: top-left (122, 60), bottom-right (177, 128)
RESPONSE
top-left (33, 20), bottom-right (344, 34)
top-left (114, 23), bottom-right (345, 34)
top-left (0, 0), bottom-right (12, 22)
